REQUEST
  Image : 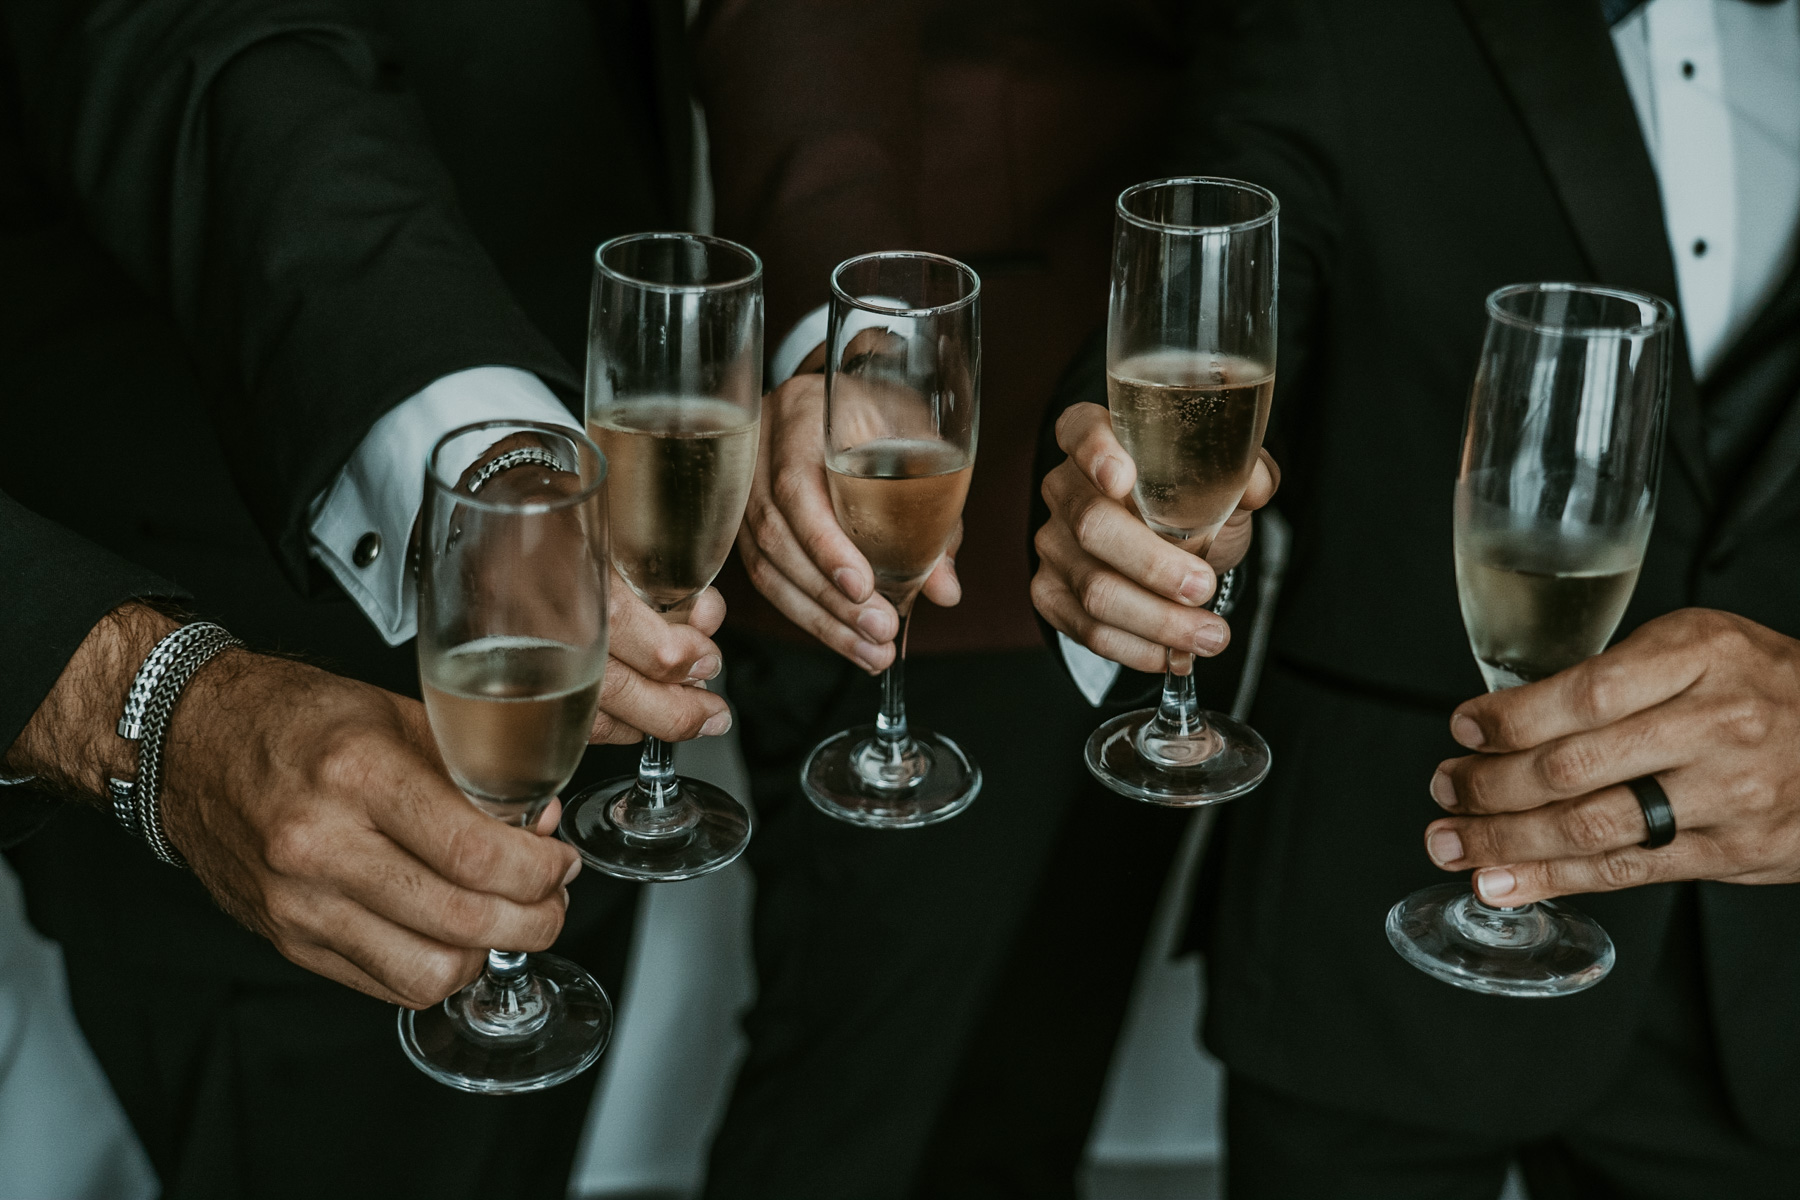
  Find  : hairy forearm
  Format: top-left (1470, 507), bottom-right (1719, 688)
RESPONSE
top-left (1, 602), bottom-right (180, 802)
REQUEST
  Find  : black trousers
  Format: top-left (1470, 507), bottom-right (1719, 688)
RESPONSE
top-left (1224, 891), bottom-right (1800, 1200)
top-left (703, 634), bottom-right (1189, 1200)
top-left (5, 743), bottom-right (644, 1200)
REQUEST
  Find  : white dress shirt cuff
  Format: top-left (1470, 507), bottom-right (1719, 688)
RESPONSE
top-left (771, 304), bottom-right (831, 382)
top-left (307, 366), bottom-right (579, 646)
top-left (1058, 632), bottom-right (1124, 707)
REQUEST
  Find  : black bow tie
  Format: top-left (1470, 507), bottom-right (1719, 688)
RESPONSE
top-left (1605, 0), bottom-right (1784, 25)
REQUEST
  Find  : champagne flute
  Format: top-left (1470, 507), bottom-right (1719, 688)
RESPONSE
top-left (1387, 282), bottom-right (1674, 997)
top-left (560, 233), bottom-right (762, 881)
top-left (1084, 177), bottom-right (1278, 806)
top-left (801, 251), bottom-right (983, 827)
top-left (402, 420), bottom-right (614, 1093)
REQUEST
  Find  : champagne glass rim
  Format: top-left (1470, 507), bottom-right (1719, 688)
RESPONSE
top-left (1115, 176), bottom-right (1279, 234)
top-left (1485, 282), bottom-right (1676, 338)
top-left (830, 251), bottom-right (981, 317)
top-left (426, 420), bottom-right (608, 515)
top-left (594, 232), bottom-right (764, 293)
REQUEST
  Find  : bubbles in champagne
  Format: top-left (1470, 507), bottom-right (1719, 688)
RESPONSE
top-left (591, 397), bottom-right (759, 611)
top-left (826, 438), bottom-right (972, 607)
top-left (1107, 352), bottom-right (1274, 546)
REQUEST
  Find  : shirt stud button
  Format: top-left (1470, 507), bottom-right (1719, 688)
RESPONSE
top-left (1693, 239), bottom-right (1708, 257)
top-left (353, 532), bottom-right (382, 567)
top-left (1681, 60), bottom-right (1695, 79)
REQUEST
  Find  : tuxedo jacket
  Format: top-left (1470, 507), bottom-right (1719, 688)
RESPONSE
top-left (1041, 0), bottom-right (1800, 1143)
top-left (696, 0), bottom-right (1192, 654)
top-left (0, 0), bottom-right (686, 745)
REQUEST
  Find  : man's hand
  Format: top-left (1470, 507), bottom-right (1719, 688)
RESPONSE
top-left (1031, 402), bottom-right (1278, 673)
top-left (593, 579), bottom-right (731, 743)
top-left (1422, 609), bottom-right (1800, 906)
top-left (4, 603), bottom-right (580, 1010)
top-left (442, 444), bottom-right (732, 745)
top-left (738, 371), bottom-right (960, 673)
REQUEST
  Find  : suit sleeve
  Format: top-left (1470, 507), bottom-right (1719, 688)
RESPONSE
top-left (0, 490), bottom-right (185, 844)
top-left (1, 0), bottom-right (578, 591)
top-left (693, 0), bottom-right (924, 337)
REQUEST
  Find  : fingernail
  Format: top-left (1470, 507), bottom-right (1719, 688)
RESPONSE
top-left (1476, 868), bottom-right (1516, 904)
top-left (1194, 622), bottom-right (1227, 655)
top-left (1178, 571), bottom-right (1214, 606)
top-left (1430, 769), bottom-right (1456, 810)
top-left (856, 608), bottom-right (893, 641)
top-left (1427, 827), bottom-right (1464, 867)
top-left (1451, 713), bottom-right (1485, 750)
top-left (1096, 457), bottom-right (1123, 494)
top-left (687, 654), bottom-right (721, 682)
top-left (852, 641), bottom-right (885, 672)
top-left (560, 887), bottom-right (571, 909)
top-left (562, 858), bottom-right (582, 886)
top-left (700, 711), bottom-right (733, 737)
top-left (833, 567), bottom-right (868, 602)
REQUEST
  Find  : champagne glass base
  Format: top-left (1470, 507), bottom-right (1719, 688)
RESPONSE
top-left (1386, 882), bottom-right (1615, 997)
top-left (802, 725), bottom-right (981, 829)
top-left (397, 954), bottom-right (612, 1094)
top-left (560, 777), bottom-right (752, 882)
top-left (1084, 708), bottom-right (1270, 806)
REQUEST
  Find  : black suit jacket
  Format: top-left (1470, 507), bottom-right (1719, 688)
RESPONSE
top-left (1043, 0), bottom-right (1800, 1142)
top-left (0, 2), bottom-right (685, 1183)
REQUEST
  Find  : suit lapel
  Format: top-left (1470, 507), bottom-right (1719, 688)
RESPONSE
top-left (1455, 0), bottom-right (1711, 508)
top-left (1709, 255), bottom-right (1800, 553)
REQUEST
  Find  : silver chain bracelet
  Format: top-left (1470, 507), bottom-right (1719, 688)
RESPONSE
top-left (466, 447), bottom-right (568, 494)
top-left (109, 622), bottom-right (242, 866)
top-left (1211, 567), bottom-right (1239, 618)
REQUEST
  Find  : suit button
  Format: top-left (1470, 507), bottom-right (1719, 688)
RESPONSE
top-left (353, 532), bottom-right (382, 568)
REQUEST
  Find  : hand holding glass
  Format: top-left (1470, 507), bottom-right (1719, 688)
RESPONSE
top-left (1386, 282), bottom-right (1675, 997)
top-left (801, 251), bottom-right (983, 828)
top-left (401, 420), bottom-right (614, 1093)
top-left (560, 232), bottom-right (762, 881)
top-left (1084, 176), bottom-right (1278, 806)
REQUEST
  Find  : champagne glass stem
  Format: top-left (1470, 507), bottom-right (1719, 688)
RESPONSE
top-left (874, 608), bottom-right (913, 753)
top-left (636, 735), bottom-right (679, 809)
top-left (851, 606), bottom-right (928, 791)
top-left (1154, 649), bottom-right (1206, 739)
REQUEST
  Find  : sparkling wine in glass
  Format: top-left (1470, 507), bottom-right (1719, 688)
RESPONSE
top-left (1084, 177), bottom-right (1278, 806)
top-left (401, 420), bottom-right (614, 1093)
top-left (802, 251), bottom-right (982, 827)
top-left (1387, 282), bottom-right (1674, 997)
top-left (560, 233), bottom-right (762, 881)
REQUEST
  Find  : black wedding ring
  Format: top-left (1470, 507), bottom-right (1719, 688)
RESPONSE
top-left (1628, 775), bottom-right (1677, 849)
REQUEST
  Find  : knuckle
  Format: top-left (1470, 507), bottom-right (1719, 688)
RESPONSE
top-left (1070, 496), bottom-right (1110, 548)
top-left (260, 894), bottom-right (308, 941)
top-left (410, 953), bottom-right (473, 1006)
top-left (1537, 740), bottom-right (1601, 793)
top-left (1575, 662), bottom-right (1625, 725)
top-left (746, 504), bottom-right (784, 547)
top-left (1077, 569), bottom-right (1119, 616)
top-left (1563, 800), bottom-right (1626, 854)
top-left (1454, 766), bottom-right (1497, 813)
top-left (263, 818), bottom-right (323, 876)
top-left (439, 890), bottom-right (499, 945)
top-left (1596, 851), bottom-right (1650, 890)
top-left (770, 470), bottom-right (811, 512)
top-left (440, 821), bottom-right (501, 884)
top-left (1717, 696), bottom-right (1773, 746)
